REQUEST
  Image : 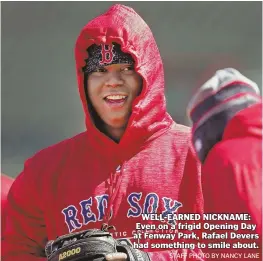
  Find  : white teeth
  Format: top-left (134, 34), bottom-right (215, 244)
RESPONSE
top-left (106, 95), bottom-right (126, 100)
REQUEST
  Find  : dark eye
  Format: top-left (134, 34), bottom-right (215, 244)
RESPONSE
top-left (94, 67), bottom-right (107, 73)
top-left (90, 67), bottom-right (107, 75)
top-left (121, 66), bottom-right (135, 73)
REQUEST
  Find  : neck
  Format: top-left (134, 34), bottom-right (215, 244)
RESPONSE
top-left (103, 124), bottom-right (126, 143)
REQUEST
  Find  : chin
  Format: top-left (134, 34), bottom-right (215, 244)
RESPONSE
top-left (107, 117), bottom-right (128, 129)
top-left (109, 121), bottom-right (127, 129)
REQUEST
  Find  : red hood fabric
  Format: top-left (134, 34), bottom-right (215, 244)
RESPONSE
top-left (223, 101), bottom-right (262, 140)
top-left (75, 4), bottom-right (173, 159)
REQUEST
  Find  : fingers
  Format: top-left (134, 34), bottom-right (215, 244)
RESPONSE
top-left (105, 252), bottom-right (128, 261)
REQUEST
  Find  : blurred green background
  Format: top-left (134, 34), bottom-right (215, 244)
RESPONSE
top-left (1, 2), bottom-right (262, 177)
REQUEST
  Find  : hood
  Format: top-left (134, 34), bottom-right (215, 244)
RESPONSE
top-left (75, 4), bottom-right (173, 160)
top-left (223, 101), bottom-right (262, 140)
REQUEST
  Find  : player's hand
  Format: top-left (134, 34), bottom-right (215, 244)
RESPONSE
top-left (106, 252), bottom-right (128, 261)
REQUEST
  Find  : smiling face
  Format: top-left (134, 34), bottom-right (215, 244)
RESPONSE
top-left (87, 63), bottom-right (142, 141)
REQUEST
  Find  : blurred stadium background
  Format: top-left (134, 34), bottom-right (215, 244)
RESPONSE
top-left (1, 1), bottom-right (262, 177)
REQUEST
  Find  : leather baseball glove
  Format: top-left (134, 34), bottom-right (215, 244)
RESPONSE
top-left (45, 226), bottom-right (150, 261)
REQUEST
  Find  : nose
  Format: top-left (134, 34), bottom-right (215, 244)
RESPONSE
top-left (105, 71), bottom-right (124, 88)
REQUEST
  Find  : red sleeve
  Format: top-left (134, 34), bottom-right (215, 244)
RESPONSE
top-left (203, 142), bottom-right (262, 231)
top-left (201, 145), bottom-right (262, 261)
top-left (202, 146), bottom-right (241, 213)
top-left (2, 159), bottom-right (47, 261)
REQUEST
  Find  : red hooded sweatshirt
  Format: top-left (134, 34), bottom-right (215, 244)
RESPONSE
top-left (2, 5), bottom-right (204, 261)
top-left (1, 174), bottom-right (14, 228)
top-left (202, 102), bottom-right (262, 260)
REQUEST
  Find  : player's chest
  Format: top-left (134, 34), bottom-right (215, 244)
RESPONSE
top-left (45, 154), bottom-right (186, 238)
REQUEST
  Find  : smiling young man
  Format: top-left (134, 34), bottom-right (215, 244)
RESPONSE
top-left (2, 4), bottom-right (204, 261)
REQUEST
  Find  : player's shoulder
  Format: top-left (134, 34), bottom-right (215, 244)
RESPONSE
top-left (170, 122), bottom-right (190, 132)
top-left (9, 132), bottom-right (89, 196)
top-left (169, 122), bottom-right (191, 139)
top-left (209, 137), bottom-right (261, 162)
top-left (1, 174), bottom-right (14, 186)
top-left (29, 131), bottom-right (88, 163)
top-left (157, 122), bottom-right (192, 152)
top-left (1, 174), bottom-right (14, 197)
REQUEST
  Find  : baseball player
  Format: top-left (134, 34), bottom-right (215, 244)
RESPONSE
top-left (2, 4), bottom-right (204, 261)
top-left (188, 68), bottom-right (262, 260)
